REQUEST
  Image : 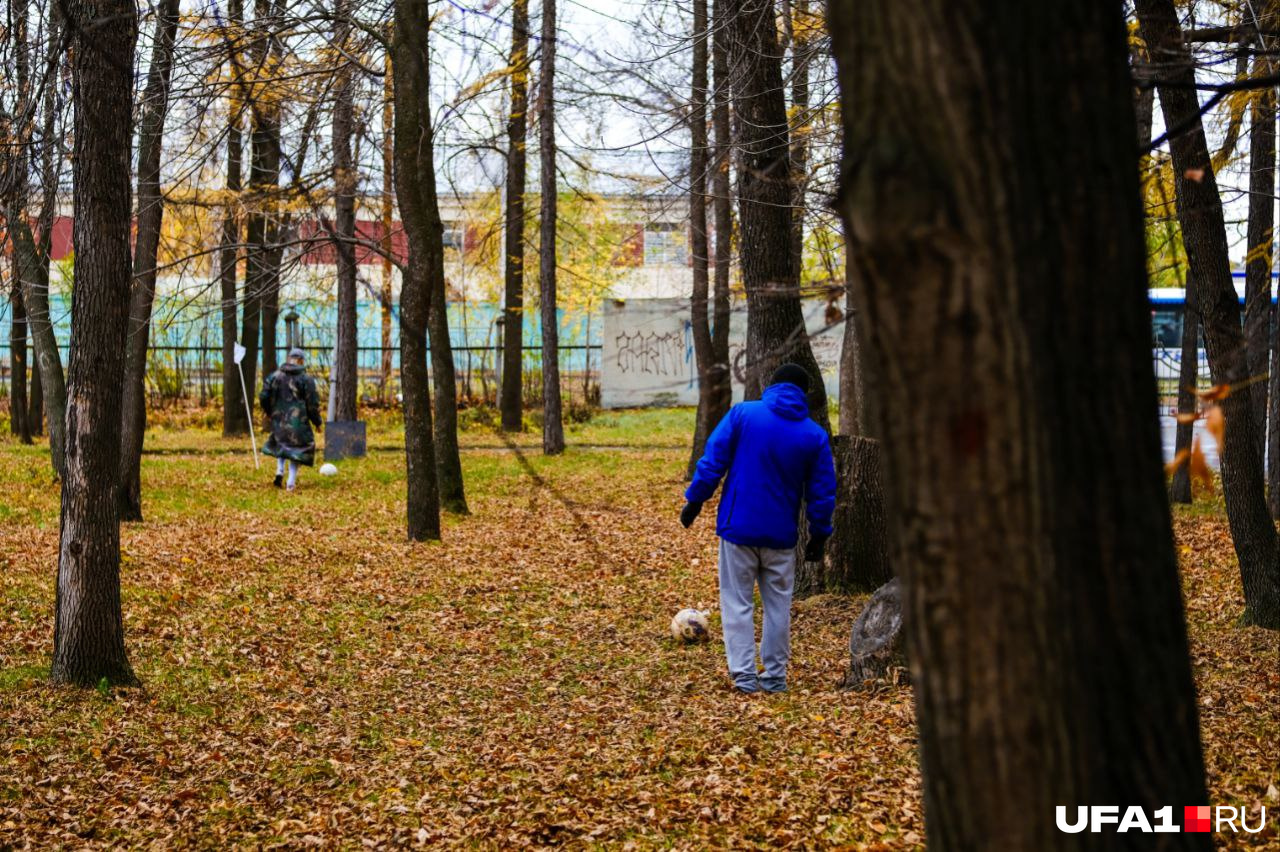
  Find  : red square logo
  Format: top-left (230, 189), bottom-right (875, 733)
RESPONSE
top-left (1184, 805), bottom-right (1211, 833)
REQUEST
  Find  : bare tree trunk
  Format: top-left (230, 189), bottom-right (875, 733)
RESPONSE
top-left (221, 0), bottom-right (247, 437)
top-left (393, 0), bottom-right (442, 541)
top-left (1245, 48), bottom-right (1275, 463)
top-left (381, 49), bottom-right (395, 403)
top-left (725, 0), bottom-right (829, 430)
top-left (119, 0), bottom-right (182, 522)
top-left (28, 337), bottom-right (43, 436)
top-left (782, 0), bottom-right (810, 282)
top-left (831, 0), bottom-right (1210, 844)
top-left (1171, 280), bottom-right (1199, 504)
top-left (12, 221), bottom-right (64, 477)
top-left (429, 253), bottom-right (468, 512)
top-left (240, 0), bottom-right (283, 414)
top-left (331, 0), bottom-right (359, 423)
top-left (52, 0), bottom-right (140, 688)
top-left (710, 0), bottom-right (732, 419)
top-left (686, 0), bottom-right (713, 480)
top-left (539, 0), bottom-right (565, 454)
top-left (501, 0), bottom-right (530, 432)
top-left (1137, 0), bottom-right (1280, 629)
top-left (9, 287), bottom-right (30, 442)
top-left (837, 227), bottom-right (869, 437)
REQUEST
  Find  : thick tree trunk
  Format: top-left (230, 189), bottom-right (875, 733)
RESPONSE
top-left (710, 0), bottom-right (732, 420)
top-left (839, 578), bottom-right (905, 689)
top-left (501, 0), bottom-right (529, 432)
top-left (686, 0), bottom-right (714, 480)
top-left (539, 0), bottom-right (565, 454)
top-left (331, 0), bottom-right (359, 423)
top-left (429, 271), bottom-right (468, 513)
top-left (119, 0), bottom-right (182, 522)
top-left (798, 435), bottom-right (890, 595)
top-left (9, 289), bottom-right (30, 442)
top-left (220, 0), bottom-right (247, 437)
top-left (1137, 0), bottom-right (1280, 629)
top-left (393, 0), bottom-right (443, 541)
top-left (838, 229), bottom-right (869, 437)
top-left (52, 0), bottom-right (140, 688)
top-left (1245, 53), bottom-right (1275, 462)
top-left (726, 0), bottom-right (829, 429)
top-left (1171, 280), bottom-right (1199, 504)
top-left (831, 0), bottom-right (1210, 845)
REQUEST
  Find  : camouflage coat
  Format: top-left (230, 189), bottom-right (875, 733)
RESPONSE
top-left (261, 363), bottom-right (322, 465)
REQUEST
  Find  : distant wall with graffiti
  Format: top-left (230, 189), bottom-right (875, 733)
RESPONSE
top-left (600, 298), bottom-right (843, 408)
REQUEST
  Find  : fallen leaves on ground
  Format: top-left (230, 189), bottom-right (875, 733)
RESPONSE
top-left (0, 414), bottom-right (1276, 848)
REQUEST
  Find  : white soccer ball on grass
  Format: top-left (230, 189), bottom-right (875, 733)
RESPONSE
top-left (671, 608), bottom-right (711, 644)
top-left (319, 462), bottom-right (338, 477)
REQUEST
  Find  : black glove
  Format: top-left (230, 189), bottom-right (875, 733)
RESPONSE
top-left (804, 534), bottom-right (828, 563)
top-left (680, 501), bottom-right (704, 528)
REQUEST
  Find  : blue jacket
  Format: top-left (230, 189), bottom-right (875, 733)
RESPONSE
top-left (685, 383), bottom-right (837, 549)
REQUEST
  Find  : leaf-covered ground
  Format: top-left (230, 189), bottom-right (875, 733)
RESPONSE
top-left (0, 408), bottom-right (1275, 848)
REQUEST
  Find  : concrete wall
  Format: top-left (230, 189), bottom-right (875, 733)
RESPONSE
top-left (600, 298), bottom-right (843, 408)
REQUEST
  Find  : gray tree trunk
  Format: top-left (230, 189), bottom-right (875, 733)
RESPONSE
top-left (220, 0), bottom-right (247, 437)
top-left (725, 0), bottom-right (829, 429)
top-left (1170, 280), bottom-right (1199, 504)
top-left (331, 0), bottom-right (359, 423)
top-left (119, 0), bottom-right (182, 521)
top-left (9, 288), bottom-right (30, 442)
top-left (52, 0), bottom-right (140, 688)
top-left (393, 0), bottom-right (443, 541)
top-left (501, 0), bottom-right (530, 432)
top-left (539, 0), bottom-right (565, 454)
top-left (832, 0), bottom-right (1211, 845)
top-left (1137, 0), bottom-right (1280, 628)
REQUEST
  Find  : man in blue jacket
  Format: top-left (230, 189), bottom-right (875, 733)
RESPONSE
top-left (681, 363), bottom-right (837, 693)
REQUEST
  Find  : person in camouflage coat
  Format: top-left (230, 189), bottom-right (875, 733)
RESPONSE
top-left (261, 348), bottom-right (323, 490)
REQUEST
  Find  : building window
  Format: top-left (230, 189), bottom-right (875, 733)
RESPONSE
top-left (643, 222), bottom-right (687, 266)
top-left (442, 222), bottom-right (463, 251)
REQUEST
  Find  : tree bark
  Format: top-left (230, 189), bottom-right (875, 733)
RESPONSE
top-left (240, 0), bottom-right (283, 415)
top-left (686, 0), bottom-right (714, 480)
top-left (709, 0), bottom-right (732, 419)
top-left (9, 288), bottom-right (30, 442)
top-left (119, 0), bottom-right (182, 522)
top-left (1245, 49), bottom-right (1275, 463)
top-left (839, 578), bottom-right (905, 689)
top-left (429, 249), bottom-right (468, 513)
top-left (221, 0), bottom-right (247, 437)
top-left (1171, 280), bottom-right (1199, 504)
top-left (12, 220), bottom-right (65, 477)
top-left (538, 0), bottom-right (565, 454)
top-left (381, 49), bottom-right (395, 403)
top-left (1136, 0), bottom-right (1280, 629)
top-left (331, 0), bottom-right (359, 423)
top-left (783, 0), bottom-right (810, 283)
top-left (393, 0), bottom-right (443, 541)
top-left (501, 0), bottom-right (530, 432)
top-left (831, 0), bottom-right (1210, 845)
top-left (52, 0), bottom-right (140, 688)
top-left (798, 435), bottom-right (890, 595)
top-left (725, 0), bottom-right (829, 429)
top-left (28, 337), bottom-right (43, 437)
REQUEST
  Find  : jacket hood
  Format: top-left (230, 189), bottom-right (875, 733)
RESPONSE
top-left (763, 382), bottom-right (809, 420)
top-left (281, 362), bottom-right (305, 375)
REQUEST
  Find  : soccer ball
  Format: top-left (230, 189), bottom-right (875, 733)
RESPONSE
top-left (671, 608), bottom-right (711, 644)
top-left (319, 463), bottom-right (338, 477)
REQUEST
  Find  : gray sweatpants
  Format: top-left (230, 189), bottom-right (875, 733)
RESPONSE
top-left (718, 539), bottom-right (795, 692)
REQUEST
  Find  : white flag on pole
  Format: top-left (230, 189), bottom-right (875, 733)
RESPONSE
top-left (233, 342), bottom-right (247, 365)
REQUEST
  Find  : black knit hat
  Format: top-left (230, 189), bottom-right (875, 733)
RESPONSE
top-left (770, 363), bottom-right (811, 392)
